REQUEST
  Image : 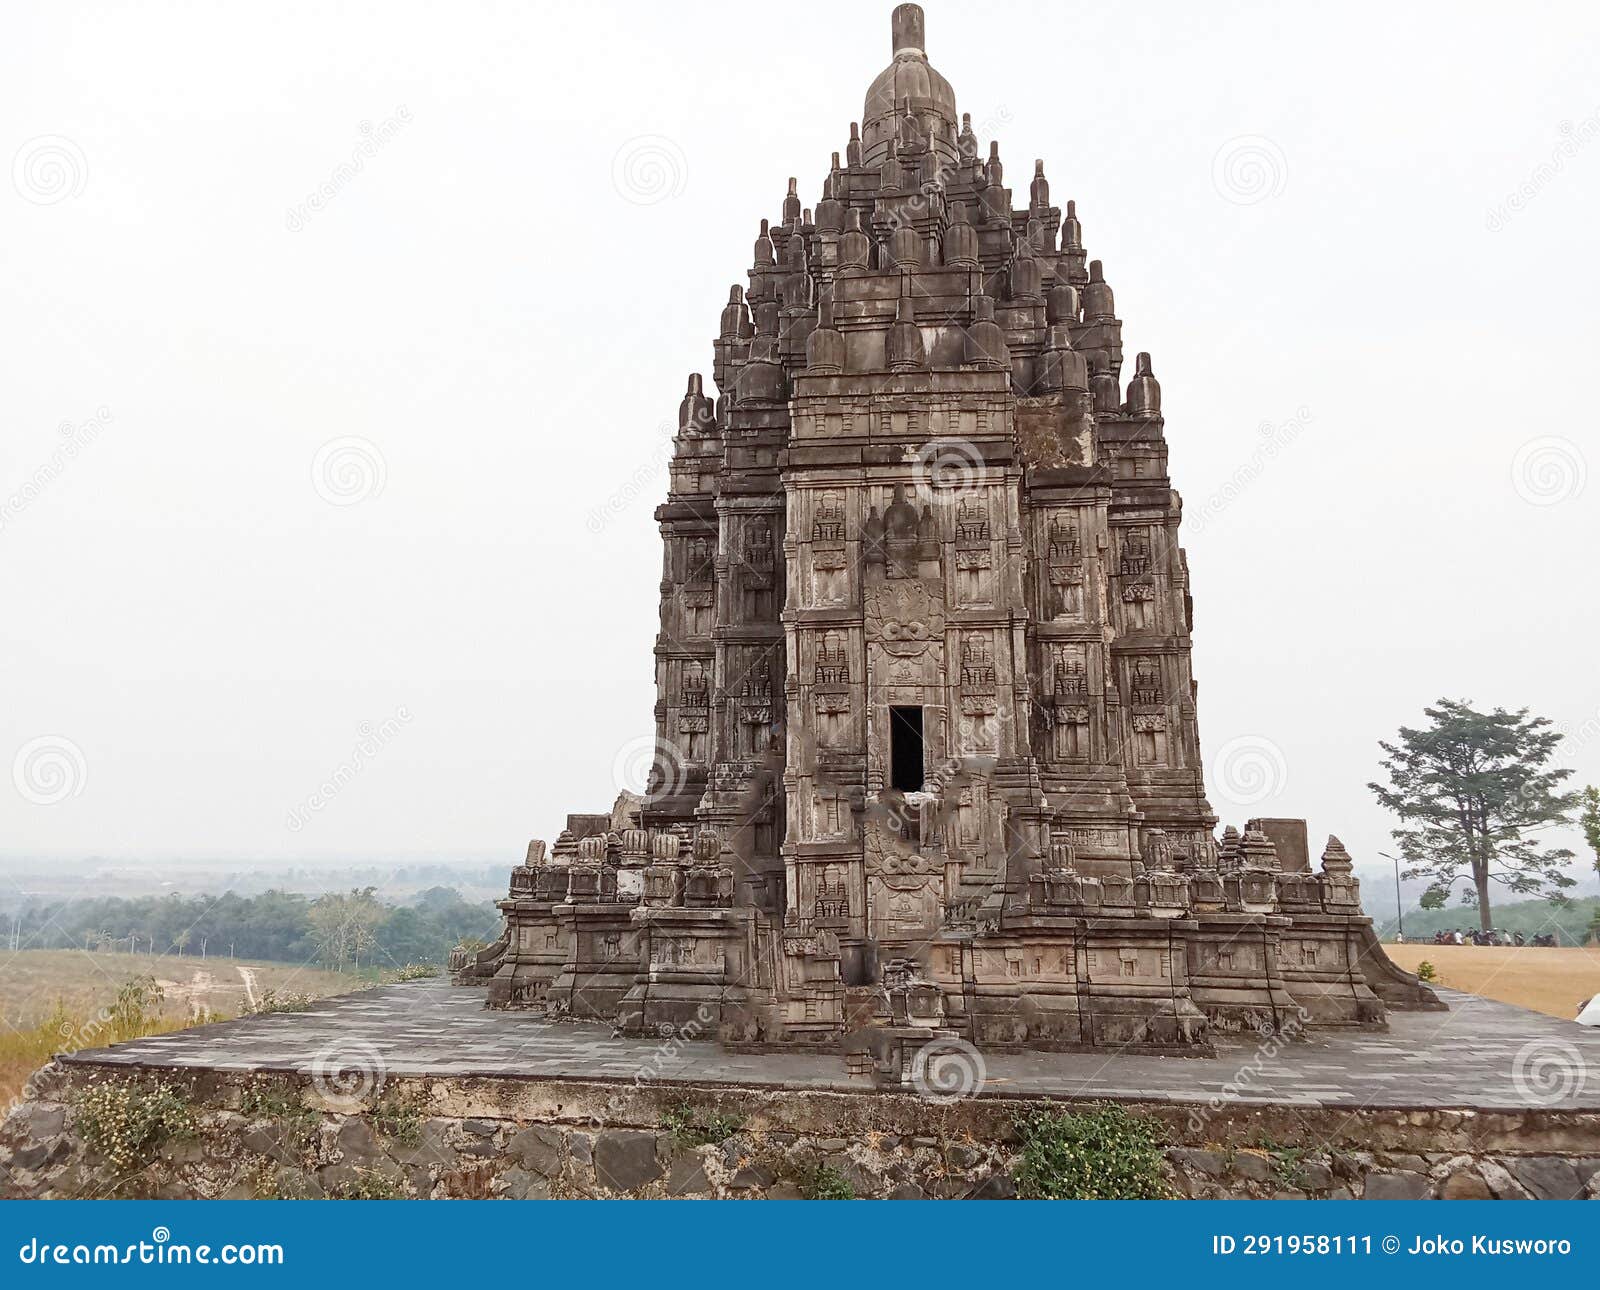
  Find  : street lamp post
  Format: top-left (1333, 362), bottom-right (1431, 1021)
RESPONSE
top-left (1379, 852), bottom-right (1403, 941)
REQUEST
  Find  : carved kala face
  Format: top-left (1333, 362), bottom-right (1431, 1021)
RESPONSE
top-left (866, 581), bottom-right (944, 655)
top-left (881, 618), bottom-right (931, 643)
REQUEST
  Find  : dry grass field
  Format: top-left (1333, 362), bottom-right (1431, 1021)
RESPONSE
top-left (1385, 944), bottom-right (1600, 1021)
top-left (0, 949), bottom-right (362, 1029)
top-left (0, 950), bottom-right (365, 1110)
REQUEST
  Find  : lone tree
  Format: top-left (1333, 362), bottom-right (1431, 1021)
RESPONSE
top-left (1369, 699), bottom-right (1577, 932)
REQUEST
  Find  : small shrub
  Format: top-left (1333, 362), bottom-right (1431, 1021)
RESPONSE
top-left (1013, 1103), bottom-right (1169, 1200)
top-left (250, 1161), bottom-right (317, 1200)
top-left (244, 989), bottom-right (317, 1015)
top-left (1415, 960), bottom-right (1437, 982)
top-left (331, 1168), bottom-right (405, 1199)
top-left (391, 963), bottom-right (440, 982)
top-left (660, 1099), bottom-right (743, 1147)
top-left (371, 1094), bottom-right (422, 1147)
top-left (238, 1079), bottom-right (319, 1158)
top-left (109, 975), bottom-right (165, 1039)
top-left (1246, 1134), bottom-right (1312, 1190)
top-left (71, 1077), bottom-right (195, 1174)
top-left (795, 1161), bottom-right (855, 1200)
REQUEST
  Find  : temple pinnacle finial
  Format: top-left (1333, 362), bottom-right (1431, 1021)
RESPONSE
top-left (891, 3), bottom-right (925, 56)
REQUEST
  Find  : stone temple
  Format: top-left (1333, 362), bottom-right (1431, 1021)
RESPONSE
top-left (459, 4), bottom-right (1437, 1061)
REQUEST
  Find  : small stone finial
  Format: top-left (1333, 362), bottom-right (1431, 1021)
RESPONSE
top-left (964, 292), bottom-right (1010, 372)
top-left (1238, 828), bottom-right (1280, 871)
top-left (753, 218), bottom-right (775, 267)
top-left (805, 290), bottom-right (845, 374)
top-left (1038, 324), bottom-right (1087, 394)
top-left (1083, 259), bottom-right (1115, 321)
top-left (836, 207), bottom-right (871, 277)
top-left (679, 372), bottom-right (716, 435)
top-left (887, 221), bottom-right (921, 270)
top-left (942, 200), bottom-right (979, 269)
top-left (1030, 159), bottom-right (1050, 211)
top-left (1047, 280), bottom-right (1079, 325)
top-left (692, 825), bottom-right (721, 865)
top-left (1217, 825), bottom-right (1243, 870)
top-left (958, 112), bottom-right (977, 159)
top-left (891, 2), bottom-right (925, 56)
top-left (847, 121), bottom-right (862, 168)
top-left (720, 284), bottom-right (751, 339)
top-left (1320, 834), bottom-right (1355, 875)
top-left (783, 176), bottom-right (801, 225)
top-left (1008, 238), bottom-right (1042, 302)
top-left (887, 273), bottom-right (928, 373)
top-left (525, 838), bottom-right (547, 866)
top-left (1062, 199), bottom-right (1083, 252)
top-left (1126, 352), bottom-right (1160, 418)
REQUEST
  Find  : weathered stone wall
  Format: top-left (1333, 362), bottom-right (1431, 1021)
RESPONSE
top-left (4, 1063), bottom-right (1598, 1200)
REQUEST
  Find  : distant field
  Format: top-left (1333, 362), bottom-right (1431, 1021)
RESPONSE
top-left (1385, 944), bottom-right (1600, 1021)
top-left (0, 949), bottom-right (363, 1030)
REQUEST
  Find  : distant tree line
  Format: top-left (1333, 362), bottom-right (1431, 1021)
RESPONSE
top-left (1379, 896), bottom-right (1600, 946)
top-left (1, 885), bottom-right (499, 971)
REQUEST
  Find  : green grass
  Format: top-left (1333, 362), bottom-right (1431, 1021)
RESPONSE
top-left (660, 1099), bottom-right (744, 1147)
top-left (1013, 1103), bottom-right (1170, 1200)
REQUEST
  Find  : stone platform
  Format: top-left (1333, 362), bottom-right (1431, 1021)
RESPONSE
top-left (61, 979), bottom-right (1600, 1113)
top-left (7, 980), bottom-right (1599, 1199)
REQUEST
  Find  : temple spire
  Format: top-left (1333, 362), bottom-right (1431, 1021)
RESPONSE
top-left (891, 2), bottom-right (925, 55)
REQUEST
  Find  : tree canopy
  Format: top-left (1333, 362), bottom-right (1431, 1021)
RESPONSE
top-left (1369, 699), bottom-right (1577, 931)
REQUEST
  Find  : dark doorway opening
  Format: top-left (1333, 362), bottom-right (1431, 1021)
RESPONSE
top-left (889, 706), bottom-right (924, 792)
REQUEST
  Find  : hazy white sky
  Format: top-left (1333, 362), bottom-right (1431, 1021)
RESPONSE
top-left (2, 1), bottom-right (1596, 905)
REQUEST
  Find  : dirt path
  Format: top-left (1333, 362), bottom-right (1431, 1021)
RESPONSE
top-left (236, 965), bottom-right (260, 1009)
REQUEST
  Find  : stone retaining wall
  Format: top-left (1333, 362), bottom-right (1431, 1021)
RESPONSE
top-left (3, 1062), bottom-right (1598, 1200)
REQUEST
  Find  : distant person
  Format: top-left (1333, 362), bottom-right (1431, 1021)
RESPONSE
top-left (1453, 930), bottom-right (1464, 945)
top-left (1514, 931), bottom-right (1526, 947)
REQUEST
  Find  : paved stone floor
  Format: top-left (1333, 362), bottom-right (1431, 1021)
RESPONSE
top-left (63, 980), bottom-right (1600, 1111)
